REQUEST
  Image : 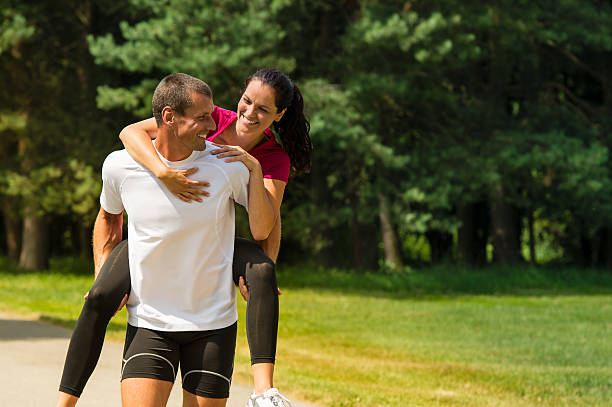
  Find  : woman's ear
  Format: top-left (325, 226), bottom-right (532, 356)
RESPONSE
top-left (274, 107), bottom-right (287, 123)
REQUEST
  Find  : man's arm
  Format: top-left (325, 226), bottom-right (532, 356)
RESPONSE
top-left (92, 207), bottom-right (123, 278)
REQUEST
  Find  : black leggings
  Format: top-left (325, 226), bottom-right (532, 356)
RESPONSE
top-left (58, 237), bottom-right (278, 397)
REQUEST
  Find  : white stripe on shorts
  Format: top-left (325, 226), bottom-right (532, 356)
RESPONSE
top-left (121, 352), bottom-right (176, 381)
top-left (182, 369), bottom-right (231, 385)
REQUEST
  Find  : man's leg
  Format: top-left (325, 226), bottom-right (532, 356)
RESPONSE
top-left (181, 390), bottom-right (226, 407)
top-left (121, 325), bottom-right (179, 407)
top-left (180, 323), bottom-right (237, 406)
top-left (56, 393), bottom-right (78, 407)
top-left (122, 378), bottom-right (173, 407)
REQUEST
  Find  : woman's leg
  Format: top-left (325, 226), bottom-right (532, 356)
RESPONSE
top-left (57, 239), bottom-right (131, 405)
top-left (232, 238), bottom-right (279, 393)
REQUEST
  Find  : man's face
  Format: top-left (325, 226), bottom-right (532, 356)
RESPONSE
top-left (174, 92), bottom-right (216, 152)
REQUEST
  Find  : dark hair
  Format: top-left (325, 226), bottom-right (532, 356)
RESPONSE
top-left (152, 73), bottom-right (212, 127)
top-left (246, 68), bottom-right (312, 175)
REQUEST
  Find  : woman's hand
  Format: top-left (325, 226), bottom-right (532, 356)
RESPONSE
top-left (211, 143), bottom-right (261, 172)
top-left (83, 292), bottom-right (128, 316)
top-left (238, 276), bottom-right (282, 301)
top-left (158, 167), bottom-right (210, 203)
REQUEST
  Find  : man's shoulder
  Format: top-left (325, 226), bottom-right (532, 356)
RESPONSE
top-left (102, 149), bottom-right (142, 180)
top-left (208, 156), bottom-right (249, 180)
top-left (104, 149), bottom-right (131, 164)
top-left (194, 143), bottom-right (249, 177)
top-left (103, 149), bottom-right (140, 168)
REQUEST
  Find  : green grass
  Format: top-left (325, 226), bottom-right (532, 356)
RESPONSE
top-left (1, 257), bottom-right (611, 406)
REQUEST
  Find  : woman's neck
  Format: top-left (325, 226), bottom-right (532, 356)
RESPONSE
top-left (218, 121), bottom-right (266, 151)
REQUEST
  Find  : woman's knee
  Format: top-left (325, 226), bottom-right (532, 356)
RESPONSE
top-left (85, 285), bottom-right (122, 314)
top-left (245, 261), bottom-right (277, 290)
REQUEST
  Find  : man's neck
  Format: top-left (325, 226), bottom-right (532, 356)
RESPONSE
top-left (154, 129), bottom-right (193, 162)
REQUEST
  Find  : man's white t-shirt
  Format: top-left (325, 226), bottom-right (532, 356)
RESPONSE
top-left (100, 140), bottom-right (249, 331)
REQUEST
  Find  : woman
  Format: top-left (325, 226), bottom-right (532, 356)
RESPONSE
top-left (56, 68), bottom-right (312, 407)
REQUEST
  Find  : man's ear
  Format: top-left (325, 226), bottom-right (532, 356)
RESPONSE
top-left (161, 106), bottom-right (175, 125)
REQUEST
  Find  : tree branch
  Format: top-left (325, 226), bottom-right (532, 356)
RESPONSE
top-left (544, 40), bottom-right (605, 84)
top-left (545, 82), bottom-right (598, 124)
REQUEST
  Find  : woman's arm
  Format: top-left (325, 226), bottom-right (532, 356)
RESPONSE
top-left (119, 118), bottom-right (210, 202)
top-left (238, 214), bottom-right (283, 300)
top-left (212, 144), bottom-right (284, 241)
top-left (238, 185), bottom-right (284, 300)
top-left (247, 166), bottom-right (284, 240)
top-left (257, 211), bottom-right (282, 262)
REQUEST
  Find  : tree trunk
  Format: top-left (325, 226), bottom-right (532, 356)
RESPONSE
top-left (426, 230), bottom-right (453, 263)
top-left (605, 228), bottom-right (612, 270)
top-left (351, 199), bottom-right (377, 271)
top-left (378, 194), bottom-right (403, 269)
top-left (527, 209), bottom-right (536, 264)
top-left (18, 207), bottom-right (49, 270)
top-left (456, 202), bottom-right (488, 265)
top-left (594, 227), bottom-right (612, 269)
top-left (489, 186), bottom-right (523, 263)
top-left (456, 204), bottom-right (475, 263)
top-left (579, 232), bottom-right (592, 267)
top-left (2, 200), bottom-right (22, 261)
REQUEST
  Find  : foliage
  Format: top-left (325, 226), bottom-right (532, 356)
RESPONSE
top-left (2, 0), bottom-right (612, 269)
top-left (0, 0), bottom-right (134, 267)
top-left (88, 0), bottom-right (296, 113)
top-left (1, 160), bottom-right (101, 222)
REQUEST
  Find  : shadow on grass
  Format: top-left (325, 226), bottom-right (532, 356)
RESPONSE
top-left (277, 264), bottom-right (612, 299)
top-left (0, 256), bottom-right (94, 276)
top-left (39, 315), bottom-right (127, 335)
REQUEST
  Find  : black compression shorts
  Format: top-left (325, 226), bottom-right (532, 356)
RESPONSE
top-left (121, 322), bottom-right (237, 398)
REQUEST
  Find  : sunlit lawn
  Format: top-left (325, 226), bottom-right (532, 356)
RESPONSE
top-left (0, 261), bottom-right (611, 406)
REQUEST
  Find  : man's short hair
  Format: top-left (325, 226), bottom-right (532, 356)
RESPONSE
top-left (152, 73), bottom-right (213, 127)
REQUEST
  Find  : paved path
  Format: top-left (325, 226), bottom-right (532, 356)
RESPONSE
top-left (0, 312), bottom-right (316, 407)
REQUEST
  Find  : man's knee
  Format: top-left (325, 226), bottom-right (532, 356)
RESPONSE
top-left (121, 377), bottom-right (173, 407)
top-left (181, 390), bottom-right (227, 407)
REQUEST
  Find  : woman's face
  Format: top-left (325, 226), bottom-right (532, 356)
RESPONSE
top-left (236, 79), bottom-right (286, 139)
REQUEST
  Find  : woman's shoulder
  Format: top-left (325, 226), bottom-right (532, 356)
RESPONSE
top-left (208, 106), bottom-right (237, 140)
top-left (213, 105), bottom-right (237, 121)
top-left (253, 131), bottom-right (288, 157)
top-left (252, 132), bottom-right (290, 183)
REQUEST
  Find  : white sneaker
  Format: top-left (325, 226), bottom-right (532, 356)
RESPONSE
top-left (246, 388), bottom-right (293, 407)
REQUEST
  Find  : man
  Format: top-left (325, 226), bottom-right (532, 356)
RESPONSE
top-left (97, 73), bottom-right (256, 407)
